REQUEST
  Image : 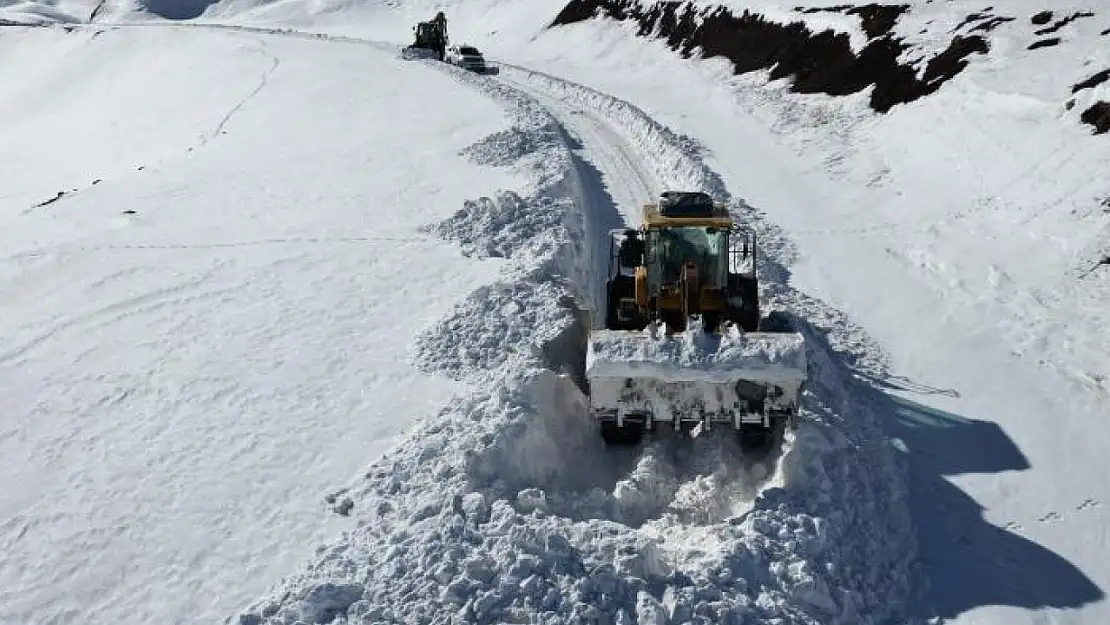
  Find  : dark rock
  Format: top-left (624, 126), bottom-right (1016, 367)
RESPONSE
top-left (1072, 69), bottom-right (1110, 94)
top-left (550, 1), bottom-right (988, 113)
top-left (1080, 101), bottom-right (1110, 134)
top-left (971, 16), bottom-right (1015, 33)
top-left (1027, 37), bottom-right (1061, 49)
top-left (847, 4), bottom-right (910, 38)
top-left (1034, 11), bottom-right (1094, 36)
top-left (32, 191), bottom-right (67, 208)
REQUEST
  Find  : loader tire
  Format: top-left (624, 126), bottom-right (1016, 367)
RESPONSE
top-left (728, 275), bottom-right (760, 332)
top-left (739, 426), bottom-right (773, 456)
top-left (600, 421), bottom-right (644, 446)
top-left (739, 419), bottom-right (784, 459)
top-left (605, 275), bottom-right (641, 331)
top-left (760, 310), bottom-right (794, 333)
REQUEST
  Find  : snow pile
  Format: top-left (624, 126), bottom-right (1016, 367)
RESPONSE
top-left (427, 191), bottom-right (569, 261)
top-left (586, 327), bottom-right (807, 383)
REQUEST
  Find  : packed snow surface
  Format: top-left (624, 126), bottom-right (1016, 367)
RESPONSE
top-left (585, 327), bottom-right (808, 384)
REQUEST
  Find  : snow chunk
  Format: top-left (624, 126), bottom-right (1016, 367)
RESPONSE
top-left (289, 582), bottom-right (364, 624)
top-left (426, 189), bottom-right (570, 261)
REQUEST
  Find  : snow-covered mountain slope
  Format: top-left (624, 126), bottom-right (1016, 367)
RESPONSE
top-left (3, 1), bottom-right (1110, 624)
top-left (484, 6), bottom-right (1110, 624)
top-left (0, 24), bottom-right (528, 625)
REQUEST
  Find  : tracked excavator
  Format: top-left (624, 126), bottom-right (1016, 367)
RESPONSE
top-left (585, 191), bottom-right (808, 454)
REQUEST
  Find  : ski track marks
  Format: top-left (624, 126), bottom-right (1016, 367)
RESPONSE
top-left (232, 38), bottom-right (919, 625)
top-left (205, 37), bottom-right (280, 144)
top-left (14, 26), bottom-right (283, 216)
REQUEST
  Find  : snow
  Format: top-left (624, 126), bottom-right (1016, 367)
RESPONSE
top-left (3, 1), bottom-right (1110, 625)
top-left (586, 327), bottom-right (807, 384)
top-left (0, 24), bottom-right (523, 625)
top-left (585, 327), bottom-right (808, 425)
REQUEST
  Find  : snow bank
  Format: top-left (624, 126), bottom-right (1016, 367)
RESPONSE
top-left (586, 327), bottom-right (807, 384)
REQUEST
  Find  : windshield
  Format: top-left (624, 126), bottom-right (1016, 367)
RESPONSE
top-left (459, 47), bottom-right (481, 55)
top-left (647, 226), bottom-right (727, 290)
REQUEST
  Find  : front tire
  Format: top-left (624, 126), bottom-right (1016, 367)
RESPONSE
top-left (738, 419), bottom-right (785, 459)
top-left (728, 275), bottom-right (760, 332)
top-left (600, 421), bottom-right (644, 446)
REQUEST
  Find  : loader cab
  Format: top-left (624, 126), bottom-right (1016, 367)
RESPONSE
top-left (603, 191), bottom-right (762, 334)
top-left (645, 225), bottom-right (728, 290)
top-left (641, 192), bottom-right (733, 294)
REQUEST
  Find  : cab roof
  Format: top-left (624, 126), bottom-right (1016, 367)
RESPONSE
top-left (641, 201), bottom-right (733, 228)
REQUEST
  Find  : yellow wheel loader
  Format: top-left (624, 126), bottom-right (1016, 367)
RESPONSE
top-left (585, 191), bottom-right (808, 454)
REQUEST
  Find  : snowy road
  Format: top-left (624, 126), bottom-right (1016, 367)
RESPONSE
top-left (499, 73), bottom-right (658, 224)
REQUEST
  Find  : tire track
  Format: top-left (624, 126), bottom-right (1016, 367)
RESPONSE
top-left (203, 37), bottom-right (280, 145)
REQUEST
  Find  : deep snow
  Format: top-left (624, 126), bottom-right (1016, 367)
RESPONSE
top-left (0, 24), bottom-right (524, 625)
top-left (3, 0), bottom-right (1110, 624)
top-left (485, 5), bottom-right (1110, 624)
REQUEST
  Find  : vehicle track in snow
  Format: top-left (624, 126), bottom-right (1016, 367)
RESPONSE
top-left (499, 72), bottom-right (658, 224)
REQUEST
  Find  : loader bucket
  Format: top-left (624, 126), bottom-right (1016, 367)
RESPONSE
top-left (401, 46), bottom-right (440, 60)
top-left (585, 325), bottom-right (807, 447)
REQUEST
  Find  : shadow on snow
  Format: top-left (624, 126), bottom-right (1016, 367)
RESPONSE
top-left (851, 357), bottom-right (1102, 618)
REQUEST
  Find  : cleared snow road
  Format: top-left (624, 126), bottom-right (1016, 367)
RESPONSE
top-left (499, 73), bottom-right (658, 224)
